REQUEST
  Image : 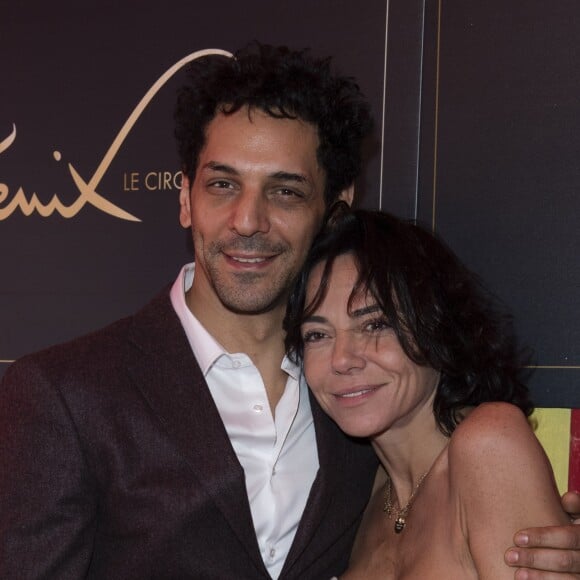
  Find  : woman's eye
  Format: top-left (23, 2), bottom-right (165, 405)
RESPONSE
top-left (302, 330), bottom-right (326, 343)
top-left (363, 318), bottom-right (390, 333)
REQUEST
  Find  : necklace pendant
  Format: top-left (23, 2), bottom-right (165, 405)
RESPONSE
top-left (394, 517), bottom-right (406, 533)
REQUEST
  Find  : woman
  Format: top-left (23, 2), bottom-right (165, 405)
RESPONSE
top-left (284, 205), bottom-right (568, 579)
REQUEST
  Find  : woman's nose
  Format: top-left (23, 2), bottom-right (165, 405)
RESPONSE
top-left (331, 331), bottom-right (366, 375)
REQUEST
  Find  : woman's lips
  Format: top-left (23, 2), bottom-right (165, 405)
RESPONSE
top-left (333, 385), bottom-right (383, 402)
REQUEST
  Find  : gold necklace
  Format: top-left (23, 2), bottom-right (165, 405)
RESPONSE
top-left (383, 471), bottom-right (429, 534)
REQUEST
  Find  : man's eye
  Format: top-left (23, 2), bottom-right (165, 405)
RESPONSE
top-left (209, 180), bottom-right (234, 189)
top-left (276, 187), bottom-right (304, 198)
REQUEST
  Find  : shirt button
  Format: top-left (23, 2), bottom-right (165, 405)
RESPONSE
top-left (269, 548), bottom-right (276, 559)
top-left (253, 404), bottom-right (263, 413)
top-left (232, 360), bottom-right (241, 369)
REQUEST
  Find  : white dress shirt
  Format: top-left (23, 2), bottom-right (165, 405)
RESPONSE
top-left (170, 264), bottom-right (319, 579)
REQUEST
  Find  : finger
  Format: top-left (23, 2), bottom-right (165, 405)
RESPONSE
top-left (514, 526), bottom-right (580, 550)
top-left (514, 570), bottom-right (580, 580)
top-left (505, 547), bottom-right (580, 574)
top-left (562, 491), bottom-right (580, 521)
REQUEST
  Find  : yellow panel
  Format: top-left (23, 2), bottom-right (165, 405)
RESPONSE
top-left (533, 408), bottom-right (571, 495)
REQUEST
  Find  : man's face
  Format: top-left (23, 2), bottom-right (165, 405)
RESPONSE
top-left (180, 107), bottom-right (331, 315)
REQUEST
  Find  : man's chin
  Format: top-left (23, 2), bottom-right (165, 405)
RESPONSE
top-left (217, 288), bottom-right (289, 316)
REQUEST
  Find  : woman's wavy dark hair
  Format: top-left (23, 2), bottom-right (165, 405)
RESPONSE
top-left (284, 203), bottom-right (533, 435)
top-left (174, 42), bottom-right (373, 205)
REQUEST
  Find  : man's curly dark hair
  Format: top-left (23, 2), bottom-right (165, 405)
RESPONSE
top-left (284, 204), bottom-right (533, 435)
top-left (174, 43), bottom-right (373, 205)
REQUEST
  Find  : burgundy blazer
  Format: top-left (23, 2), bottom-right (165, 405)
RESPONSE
top-left (0, 290), bottom-right (377, 579)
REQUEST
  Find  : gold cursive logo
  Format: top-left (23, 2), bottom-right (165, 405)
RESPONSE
top-left (0, 48), bottom-right (232, 221)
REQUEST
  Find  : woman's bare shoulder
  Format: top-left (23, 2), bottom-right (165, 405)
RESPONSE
top-left (449, 402), bottom-right (544, 479)
top-left (449, 402), bottom-right (533, 464)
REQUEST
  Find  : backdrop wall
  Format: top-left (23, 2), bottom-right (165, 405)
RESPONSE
top-left (1, 0), bottom-right (389, 372)
top-left (1, 0), bottom-right (579, 407)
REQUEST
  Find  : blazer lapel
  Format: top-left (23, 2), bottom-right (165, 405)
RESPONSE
top-left (281, 393), bottom-right (377, 578)
top-left (125, 291), bottom-right (266, 574)
top-left (281, 393), bottom-right (346, 571)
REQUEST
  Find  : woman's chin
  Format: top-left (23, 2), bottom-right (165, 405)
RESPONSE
top-left (333, 416), bottom-right (387, 440)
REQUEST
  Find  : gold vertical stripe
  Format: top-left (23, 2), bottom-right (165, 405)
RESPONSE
top-left (533, 408), bottom-right (571, 496)
top-left (432, 0), bottom-right (442, 231)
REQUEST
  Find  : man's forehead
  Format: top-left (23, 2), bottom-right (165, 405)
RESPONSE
top-left (204, 105), bottom-right (319, 141)
top-left (217, 103), bottom-right (312, 125)
top-left (197, 107), bottom-right (324, 175)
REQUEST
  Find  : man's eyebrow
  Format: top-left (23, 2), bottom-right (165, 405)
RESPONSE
top-left (202, 161), bottom-right (239, 175)
top-left (270, 171), bottom-right (309, 184)
top-left (201, 164), bottom-right (309, 184)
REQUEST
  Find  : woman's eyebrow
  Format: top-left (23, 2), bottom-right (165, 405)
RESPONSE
top-left (302, 304), bottom-right (381, 324)
top-left (302, 314), bottom-right (327, 324)
top-left (350, 304), bottom-right (381, 318)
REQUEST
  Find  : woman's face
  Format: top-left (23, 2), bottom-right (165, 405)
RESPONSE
top-left (301, 253), bottom-right (440, 439)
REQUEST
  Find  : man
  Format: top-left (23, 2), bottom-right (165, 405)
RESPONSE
top-left (0, 43), bottom-right (579, 579)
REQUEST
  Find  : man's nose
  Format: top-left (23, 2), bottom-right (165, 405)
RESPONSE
top-left (229, 189), bottom-right (270, 236)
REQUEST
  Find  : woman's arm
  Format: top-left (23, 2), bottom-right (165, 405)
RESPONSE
top-left (450, 402), bottom-right (569, 580)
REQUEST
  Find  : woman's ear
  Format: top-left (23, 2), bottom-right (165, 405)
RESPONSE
top-left (338, 183), bottom-right (355, 206)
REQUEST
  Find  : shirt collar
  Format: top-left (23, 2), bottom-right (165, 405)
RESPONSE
top-left (170, 263), bottom-right (226, 375)
top-left (169, 263), bottom-right (301, 379)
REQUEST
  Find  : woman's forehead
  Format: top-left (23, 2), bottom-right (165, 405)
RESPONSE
top-left (307, 257), bottom-right (376, 309)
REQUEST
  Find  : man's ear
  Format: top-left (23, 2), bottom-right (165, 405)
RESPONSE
top-left (338, 183), bottom-right (355, 206)
top-left (179, 175), bottom-right (192, 228)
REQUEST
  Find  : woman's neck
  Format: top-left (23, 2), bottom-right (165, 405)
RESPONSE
top-left (371, 397), bottom-right (450, 507)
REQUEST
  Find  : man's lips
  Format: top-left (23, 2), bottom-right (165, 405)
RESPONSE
top-left (230, 255), bottom-right (270, 264)
top-left (223, 248), bottom-right (280, 267)
top-left (217, 238), bottom-right (286, 265)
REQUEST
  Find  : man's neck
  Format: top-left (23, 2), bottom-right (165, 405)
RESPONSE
top-left (185, 285), bottom-right (291, 413)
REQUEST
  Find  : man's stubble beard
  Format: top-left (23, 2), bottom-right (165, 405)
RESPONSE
top-left (202, 239), bottom-right (299, 315)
